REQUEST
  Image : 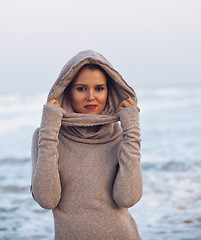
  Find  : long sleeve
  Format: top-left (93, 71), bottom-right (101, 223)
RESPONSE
top-left (31, 103), bottom-right (65, 209)
top-left (113, 106), bottom-right (143, 208)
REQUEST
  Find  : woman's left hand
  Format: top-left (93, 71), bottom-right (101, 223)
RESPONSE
top-left (115, 97), bottom-right (137, 115)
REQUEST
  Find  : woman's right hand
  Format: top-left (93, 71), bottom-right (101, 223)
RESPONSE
top-left (48, 99), bottom-right (67, 114)
top-left (48, 99), bottom-right (61, 108)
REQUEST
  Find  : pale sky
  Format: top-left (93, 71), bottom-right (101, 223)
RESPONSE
top-left (1, 0), bottom-right (201, 93)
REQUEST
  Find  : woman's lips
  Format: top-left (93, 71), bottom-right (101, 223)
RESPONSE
top-left (84, 104), bottom-right (98, 110)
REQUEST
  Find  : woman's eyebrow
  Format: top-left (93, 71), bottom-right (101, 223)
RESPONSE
top-left (74, 84), bottom-right (87, 87)
top-left (74, 84), bottom-right (106, 86)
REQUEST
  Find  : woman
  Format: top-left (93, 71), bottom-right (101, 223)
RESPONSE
top-left (31, 50), bottom-right (143, 240)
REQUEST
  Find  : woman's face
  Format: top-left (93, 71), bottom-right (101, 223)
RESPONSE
top-left (70, 68), bottom-right (108, 114)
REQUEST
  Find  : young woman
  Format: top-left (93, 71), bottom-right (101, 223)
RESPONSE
top-left (31, 50), bottom-right (143, 240)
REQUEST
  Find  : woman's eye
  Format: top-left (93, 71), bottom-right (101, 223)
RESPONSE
top-left (76, 87), bottom-right (86, 91)
top-left (95, 87), bottom-right (104, 91)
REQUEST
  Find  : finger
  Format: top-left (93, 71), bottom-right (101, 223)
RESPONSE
top-left (48, 99), bottom-right (56, 104)
top-left (48, 99), bottom-right (61, 108)
top-left (116, 100), bottom-right (131, 115)
top-left (119, 100), bottom-right (130, 108)
top-left (127, 97), bottom-right (137, 106)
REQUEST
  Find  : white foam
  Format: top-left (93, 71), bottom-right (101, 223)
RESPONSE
top-left (0, 92), bottom-right (47, 115)
top-left (0, 115), bottom-right (40, 134)
top-left (137, 85), bottom-right (201, 97)
top-left (137, 85), bottom-right (201, 113)
top-left (0, 92), bottom-right (47, 134)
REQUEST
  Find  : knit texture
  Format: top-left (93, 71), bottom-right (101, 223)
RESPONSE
top-left (31, 50), bottom-right (143, 240)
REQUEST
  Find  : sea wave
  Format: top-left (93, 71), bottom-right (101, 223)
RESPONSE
top-left (137, 85), bottom-right (201, 113)
top-left (137, 85), bottom-right (201, 97)
top-left (0, 92), bottom-right (46, 115)
top-left (141, 160), bottom-right (201, 172)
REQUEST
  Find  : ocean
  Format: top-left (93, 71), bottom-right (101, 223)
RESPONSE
top-left (0, 84), bottom-right (201, 240)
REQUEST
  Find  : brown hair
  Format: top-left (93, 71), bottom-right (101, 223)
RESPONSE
top-left (73, 64), bottom-right (110, 87)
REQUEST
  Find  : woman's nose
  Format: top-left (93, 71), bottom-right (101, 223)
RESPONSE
top-left (87, 90), bottom-right (95, 101)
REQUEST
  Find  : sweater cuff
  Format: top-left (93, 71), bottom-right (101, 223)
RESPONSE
top-left (117, 106), bottom-right (139, 130)
top-left (40, 103), bottom-right (65, 129)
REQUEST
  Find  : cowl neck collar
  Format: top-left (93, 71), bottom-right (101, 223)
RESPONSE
top-left (59, 106), bottom-right (122, 144)
top-left (60, 122), bottom-right (122, 144)
top-left (61, 112), bottom-right (119, 127)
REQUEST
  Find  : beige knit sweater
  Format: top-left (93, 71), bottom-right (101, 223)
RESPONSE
top-left (31, 50), bottom-right (143, 240)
